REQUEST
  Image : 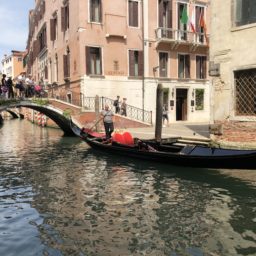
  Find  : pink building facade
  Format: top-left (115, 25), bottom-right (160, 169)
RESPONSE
top-left (27, 0), bottom-right (210, 123)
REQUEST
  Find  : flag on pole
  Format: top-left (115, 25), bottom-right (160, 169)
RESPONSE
top-left (199, 11), bottom-right (206, 30)
top-left (190, 9), bottom-right (196, 33)
top-left (199, 11), bottom-right (209, 45)
top-left (180, 6), bottom-right (188, 24)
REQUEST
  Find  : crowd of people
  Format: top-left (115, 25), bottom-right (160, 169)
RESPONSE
top-left (0, 74), bottom-right (43, 99)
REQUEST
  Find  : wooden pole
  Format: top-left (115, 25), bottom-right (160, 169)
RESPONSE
top-left (155, 83), bottom-right (163, 142)
top-left (95, 95), bottom-right (100, 131)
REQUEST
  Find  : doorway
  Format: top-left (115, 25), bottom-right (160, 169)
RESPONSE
top-left (176, 88), bottom-right (188, 121)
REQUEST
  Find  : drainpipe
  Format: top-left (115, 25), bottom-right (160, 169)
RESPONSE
top-left (142, 0), bottom-right (145, 122)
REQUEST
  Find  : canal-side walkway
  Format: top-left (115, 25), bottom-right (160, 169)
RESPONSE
top-left (127, 121), bottom-right (256, 149)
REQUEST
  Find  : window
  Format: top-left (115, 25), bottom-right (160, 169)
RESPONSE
top-left (234, 0), bottom-right (256, 27)
top-left (159, 52), bottom-right (168, 77)
top-left (86, 46), bottom-right (102, 75)
top-left (178, 3), bottom-right (188, 40)
top-left (129, 50), bottom-right (143, 76)
top-left (195, 6), bottom-right (205, 43)
top-left (50, 15), bottom-right (58, 41)
top-left (178, 54), bottom-right (190, 79)
top-left (90, 0), bottom-right (102, 23)
top-left (38, 26), bottom-right (47, 52)
top-left (129, 0), bottom-right (139, 27)
top-left (196, 56), bottom-right (207, 79)
top-left (235, 69), bottom-right (256, 115)
top-left (159, 0), bottom-right (173, 38)
top-left (63, 48), bottom-right (70, 78)
top-left (61, 4), bottom-right (69, 31)
top-left (195, 89), bottom-right (204, 110)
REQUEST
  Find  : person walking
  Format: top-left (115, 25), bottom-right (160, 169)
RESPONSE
top-left (162, 104), bottom-right (169, 127)
top-left (121, 98), bottom-right (127, 116)
top-left (101, 104), bottom-right (114, 139)
top-left (113, 95), bottom-right (121, 114)
top-left (6, 77), bottom-right (14, 98)
top-left (1, 74), bottom-right (9, 98)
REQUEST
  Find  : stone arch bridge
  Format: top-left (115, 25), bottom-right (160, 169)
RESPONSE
top-left (0, 99), bottom-right (78, 136)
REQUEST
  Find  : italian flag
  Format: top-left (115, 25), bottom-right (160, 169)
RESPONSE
top-left (190, 9), bottom-right (196, 33)
top-left (180, 6), bottom-right (188, 24)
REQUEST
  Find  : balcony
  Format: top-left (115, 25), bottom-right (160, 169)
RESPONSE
top-left (155, 27), bottom-right (209, 50)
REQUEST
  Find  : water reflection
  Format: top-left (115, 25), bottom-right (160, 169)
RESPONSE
top-left (0, 120), bottom-right (256, 255)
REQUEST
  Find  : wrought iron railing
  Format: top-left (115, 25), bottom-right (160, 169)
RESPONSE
top-left (49, 93), bottom-right (152, 124)
top-left (235, 69), bottom-right (256, 116)
top-left (82, 96), bottom-right (95, 110)
top-left (100, 97), bottom-right (152, 124)
top-left (52, 91), bottom-right (83, 106)
top-left (155, 27), bottom-right (208, 45)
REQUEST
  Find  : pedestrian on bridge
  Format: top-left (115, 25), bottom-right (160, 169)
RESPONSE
top-left (6, 77), bottom-right (14, 99)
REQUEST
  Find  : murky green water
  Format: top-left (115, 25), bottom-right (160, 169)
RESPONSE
top-left (0, 119), bottom-right (256, 256)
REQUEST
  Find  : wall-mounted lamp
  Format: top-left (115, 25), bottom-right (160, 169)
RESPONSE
top-left (192, 89), bottom-right (195, 98)
top-left (153, 66), bottom-right (159, 72)
top-left (171, 88), bottom-right (175, 98)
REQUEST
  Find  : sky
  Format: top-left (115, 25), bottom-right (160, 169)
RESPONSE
top-left (0, 0), bottom-right (35, 61)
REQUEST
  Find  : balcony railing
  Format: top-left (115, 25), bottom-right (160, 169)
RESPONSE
top-left (155, 27), bottom-right (208, 45)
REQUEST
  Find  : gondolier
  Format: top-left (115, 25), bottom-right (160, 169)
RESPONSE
top-left (101, 104), bottom-right (114, 139)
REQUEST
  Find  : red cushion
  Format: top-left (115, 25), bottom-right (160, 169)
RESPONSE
top-left (112, 133), bottom-right (125, 144)
top-left (123, 132), bottom-right (134, 145)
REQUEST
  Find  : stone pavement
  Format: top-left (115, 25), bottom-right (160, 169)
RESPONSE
top-left (127, 121), bottom-right (256, 149)
top-left (127, 122), bottom-right (210, 140)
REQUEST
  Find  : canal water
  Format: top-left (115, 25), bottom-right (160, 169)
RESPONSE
top-left (0, 119), bottom-right (256, 256)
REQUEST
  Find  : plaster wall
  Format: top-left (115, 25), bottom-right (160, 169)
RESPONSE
top-left (210, 0), bottom-right (256, 120)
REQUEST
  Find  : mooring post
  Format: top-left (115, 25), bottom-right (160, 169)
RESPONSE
top-left (95, 95), bottom-right (100, 131)
top-left (155, 83), bottom-right (163, 143)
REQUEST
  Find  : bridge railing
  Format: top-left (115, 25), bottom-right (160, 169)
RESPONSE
top-left (100, 97), bottom-right (152, 124)
top-left (49, 93), bottom-right (152, 124)
top-left (51, 92), bottom-right (83, 107)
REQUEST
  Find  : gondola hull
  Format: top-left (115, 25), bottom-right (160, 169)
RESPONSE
top-left (84, 137), bottom-right (256, 169)
top-left (70, 120), bottom-right (256, 169)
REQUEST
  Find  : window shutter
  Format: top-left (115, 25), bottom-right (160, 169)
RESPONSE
top-left (129, 50), bottom-right (135, 76)
top-left (67, 53), bottom-right (70, 77)
top-left (196, 56), bottom-right (200, 79)
top-left (99, 48), bottom-right (102, 75)
top-left (50, 19), bottom-right (55, 41)
top-left (42, 1), bottom-right (45, 14)
top-left (90, 0), bottom-right (95, 21)
top-left (202, 56), bottom-right (207, 79)
top-left (99, 0), bottom-right (102, 22)
top-left (185, 55), bottom-right (190, 78)
top-left (44, 65), bottom-right (48, 79)
top-left (63, 54), bottom-right (68, 78)
top-left (85, 47), bottom-right (91, 75)
top-left (134, 1), bottom-right (138, 27)
top-left (129, 1), bottom-right (133, 26)
top-left (158, 0), bottom-right (164, 27)
top-left (138, 51), bottom-right (144, 76)
top-left (61, 7), bottom-right (65, 32)
top-left (195, 6), bottom-right (200, 32)
top-left (168, 0), bottom-right (172, 29)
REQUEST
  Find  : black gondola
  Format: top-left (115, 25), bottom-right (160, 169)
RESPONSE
top-left (70, 120), bottom-right (256, 169)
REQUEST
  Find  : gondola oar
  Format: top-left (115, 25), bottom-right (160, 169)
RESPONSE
top-left (89, 116), bottom-right (103, 131)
